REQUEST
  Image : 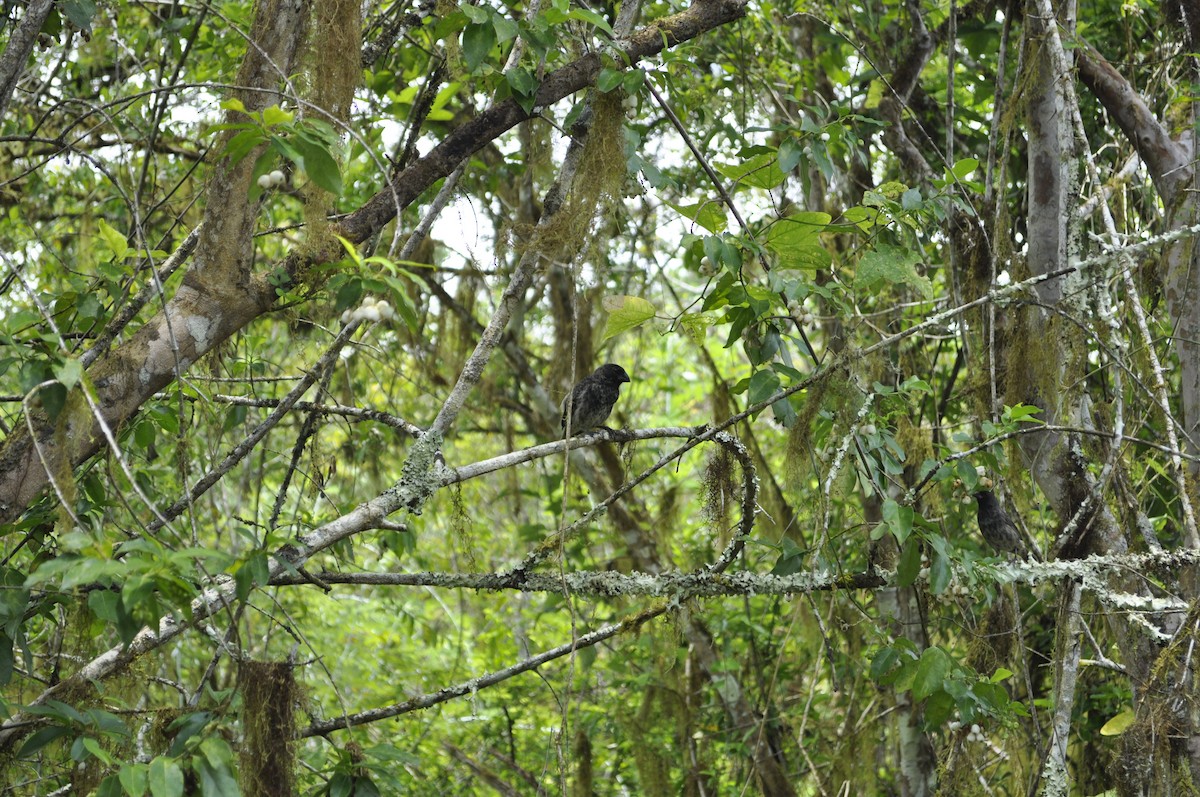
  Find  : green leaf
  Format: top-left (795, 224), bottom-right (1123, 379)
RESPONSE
top-left (870, 645), bottom-right (900, 681)
top-left (462, 22), bottom-right (496, 73)
top-left (882, 499), bottom-right (914, 545)
top-left (597, 67), bottom-right (625, 93)
top-left (912, 647), bottom-right (950, 701)
top-left (60, 0), bottom-right (97, 31)
top-left (747, 369), bottom-right (781, 405)
top-left (990, 667), bottom-right (1014, 684)
top-left (149, 757), bottom-right (185, 797)
top-left (778, 138), bottom-right (802, 173)
top-left (924, 690), bottom-right (956, 727)
top-left (292, 137), bottom-right (342, 195)
top-left (54, 358), bottom-right (84, 391)
top-left (18, 724), bottom-right (71, 757)
top-left (764, 212), bottom-right (832, 271)
top-left (506, 66), bottom-right (536, 97)
top-left (492, 12), bottom-right (518, 42)
top-left (928, 547), bottom-right (952, 594)
top-left (1003, 403), bottom-right (1044, 424)
top-left (663, 198), bottom-right (727, 233)
top-left (855, 243), bottom-right (932, 299)
top-left (600, 295), bottom-right (656, 341)
top-left (702, 234), bottom-right (742, 272)
top-left (462, 4), bottom-right (488, 22)
top-left (896, 537), bottom-right (922, 587)
top-left (119, 761), bottom-right (148, 795)
top-left (0, 633), bottom-right (13, 687)
top-left (97, 219), bottom-right (129, 262)
top-left (716, 152), bottom-right (786, 190)
top-left (567, 6), bottom-right (613, 34)
top-left (260, 105), bottom-right (293, 126)
top-left (223, 128), bottom-right (266, 164)
top-left (196, 756), bottom-right (238, 797)
top-left (951, 157), bottom-right (980, 179)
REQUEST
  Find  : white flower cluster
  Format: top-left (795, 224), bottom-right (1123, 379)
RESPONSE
top-left (256, 169), bottom-right (287, 190)
top-left (340, 295), bottom-right (396, 325)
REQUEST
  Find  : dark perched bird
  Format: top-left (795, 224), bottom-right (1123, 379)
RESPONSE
top-left (561, 363), bottom-right (630, 435)
top-left (973, 490), bottom-right (1032, 559)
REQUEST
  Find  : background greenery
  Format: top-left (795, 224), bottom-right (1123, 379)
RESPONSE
top-left (0, 0), bottom-right (1194, 794)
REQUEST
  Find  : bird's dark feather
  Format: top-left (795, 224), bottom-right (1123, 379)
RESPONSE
top-left (974, 490), bottom-right (1031, 559)
top-left (562, 363), bottom-right (630, 434)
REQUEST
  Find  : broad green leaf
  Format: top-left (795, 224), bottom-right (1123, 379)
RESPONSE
top-left (990, 667), bottom-right (1014, 683)
top-left (912, 647), bottom-right (950, 701)
top-left (260, 105), bottom-right (293, 126)
top-left (18, 724), bottom-right (71, 758)
top-left (924, 690), bottom-right (955, 727)
top-left (119, 762), bottom-right (148, 795)
top-left (61, 0), bottom-right (97, 31)
top-left (462, 22), bottom-right (495, 73)
top-left (506, 66), bottom-right (536, 97)
top-left (600, 295), bottom-right (656, 341)
top-left (597, 67), bottom-right (625, 93)
top-left (223, 128), bottom-right (266, 164)
top-left (764, 213), bottom-right (831, 271)
top-left (97, 219), bottom-right (129, 262)
top-left (951, 157), bottom-right (980, 179)
top-left (149, 757), bottom-right (185, 797)
top-left (882, 498), bottom-right (914, 545)
top-left (778, 138), bottom-right (802, 173)
top-left (462, 4), bottom-right (488, 23)
top-left (292, 137), bottom-right (342, 195)
top-left (716, 152), bottom-right (786, 190)
top-left (678, 312), bottom-right (713, 344)
top-left (54, 358), bottom-right (83, 391)
top-left (702, 234), bottom-right (742, 272)
top-left (0, 633), bottom-right (13, 686)
top-left (928, 548), bottom-right (952, 594)
top-left (492, 13), bottom-right (518, 42)
top-left (663, 198), bottom-right (727, 233)
top-left (896, 536), bottom-right (922, 586)
top-left (747, 369), bottom-right (781, 405)
top-left (567, 6), bottom-right (613, 34)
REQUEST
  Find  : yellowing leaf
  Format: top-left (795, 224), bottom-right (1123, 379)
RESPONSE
top-left (601, 295), bottom-right (656, 341)
top-left (1100, 708), bottom-right (1135, 736)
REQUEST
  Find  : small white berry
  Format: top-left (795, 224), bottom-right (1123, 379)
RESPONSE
top-left (270, 169), bottom-right (285, 186)
top-left (257, 174), bottom-right (273, 189)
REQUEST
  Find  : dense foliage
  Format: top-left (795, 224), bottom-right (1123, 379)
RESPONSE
top-left (0, 0), bottom-right (1196, 793)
